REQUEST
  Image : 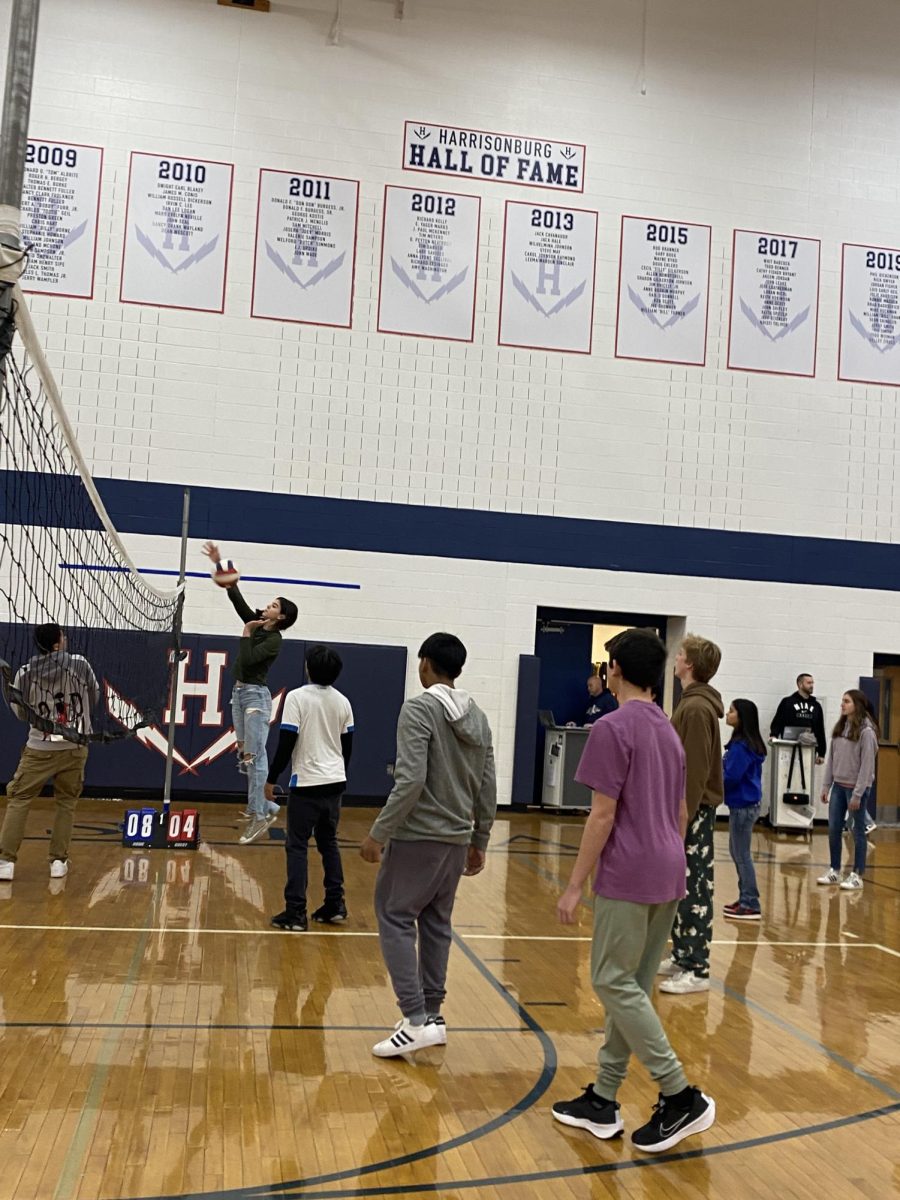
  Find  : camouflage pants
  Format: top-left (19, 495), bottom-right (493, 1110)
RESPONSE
top-left (671, 804), bottom-right (715, 978)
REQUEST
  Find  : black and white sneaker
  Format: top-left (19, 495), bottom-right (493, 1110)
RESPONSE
top-left (424, 1014), bottom-right (447, 1045)
top-left (631, 1087), bottom-right (715, 1153)
top-left (372, 1018), bottom-right (444, 1057)
top-left (311, 902), bottom-right (348, 924)
top-left (270, 910), bottom-right (308, 932)
top-left (551, 1085), bottom-right (623, 1140)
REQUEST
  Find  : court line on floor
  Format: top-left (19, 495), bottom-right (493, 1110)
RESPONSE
top-left (0, 1021), bottom-right (527, 1033)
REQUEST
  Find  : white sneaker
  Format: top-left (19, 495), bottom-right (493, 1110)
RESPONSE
top-left (265, 803), bottom-right (280, 823)
top-left (658, 971), bottom-right (710, 995)
top-left (656, 956), bottom-right (680, 977)
top-left (49, 859), bottom-right (68, 878)
top-left (865, 820), bottom-right (876, 834)
top-left (372, 1018), bottom-right (445, 1058)
top-left (817, 869), bottom-right (842, 885)
top-left (0, 861), bottom-right (13, 881)
top-left (425, 1015), bottom-right (447, 1045)
top-left (239, 817), bottom-right (269, 844)
top-left (840, 871), bottom-right (863, 890)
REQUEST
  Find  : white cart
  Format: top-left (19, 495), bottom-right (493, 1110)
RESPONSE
top-left (766, 738), bottom-right (818, 830)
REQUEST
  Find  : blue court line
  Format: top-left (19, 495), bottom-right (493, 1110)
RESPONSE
top-left (58, 564), bottom-right (361, 590)
top-left (127, 933), bottom-right (557, 1200)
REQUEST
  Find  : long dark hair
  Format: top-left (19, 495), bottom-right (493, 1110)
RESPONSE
top-left (728, 698), bottom-right (767, 757)
top-left (833, 689), bottom-right (880, 742)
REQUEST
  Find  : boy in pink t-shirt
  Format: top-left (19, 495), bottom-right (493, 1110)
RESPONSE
top-left (552, 628), bottom-right (716, 1155)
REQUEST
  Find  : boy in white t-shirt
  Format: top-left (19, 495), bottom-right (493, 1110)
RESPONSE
top-left (264, 644), bottom-right (354, 931)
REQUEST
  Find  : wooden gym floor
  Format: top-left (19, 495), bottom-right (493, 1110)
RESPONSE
top-left (0, 802), bottom-right (896, 1200)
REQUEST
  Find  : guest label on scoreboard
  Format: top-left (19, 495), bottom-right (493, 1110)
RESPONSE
top-left (838, 243), bottom-right (900, 385)
top-left (727, 229), bottom-right (820, 376)
top-left (377, 185), bottom-right (480, 342)
top-left (498, 201), bottom-right (598, 354)
top-left (252, 169), bottom-right (359, 327)
top-left (21, 140), bottom-right (103, 299)
top-left (615, 216), bottom-right (711, 366)
top-left (120, 152), bottom-right (233, 312)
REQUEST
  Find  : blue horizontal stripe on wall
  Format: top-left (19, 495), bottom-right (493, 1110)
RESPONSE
top-left (3, 469), bottom-right (900, 591)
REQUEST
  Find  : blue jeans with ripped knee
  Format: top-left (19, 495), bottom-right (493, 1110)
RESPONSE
top-left (231, 684), bottom-right (272, 818)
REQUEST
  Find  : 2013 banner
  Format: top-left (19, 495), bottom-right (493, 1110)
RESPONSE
top-left (498, 201), bottom-right (598, 354)
top-left (377, 185), bottom-right (480, 342)
top-left (615, 216), bottom-right (711, 366)
top-left (120, 152), bottom-right (234, 312)
top-left (252, 169), bottom-right (359, 327)
top-left (21, 140), bottom-right (103, 299)
top-left (727, 229), bottom-right (820, 376)
top-left (838, 243), bottom-right (900, 386)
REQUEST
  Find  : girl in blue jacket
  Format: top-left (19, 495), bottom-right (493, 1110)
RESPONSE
top-left (722, 699), bottom-right (767, 920)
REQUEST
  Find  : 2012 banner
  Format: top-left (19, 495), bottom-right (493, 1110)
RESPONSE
top-left (120, 152), bottom-right (234, 312)
top-left (377, 185), bottom-right (480, 342)
top-left (838, 243), bottom-right (900, 386)
top-left (727, 229), bottom-right (820, 376)
top-left (252, 169), bottom-right (359, 327)
top-left (615, 216), bottom-right (711, 366)
top-left (498, 201), bottom-right (598, 354)
top-left (21, 140), bottom-right (103, 299)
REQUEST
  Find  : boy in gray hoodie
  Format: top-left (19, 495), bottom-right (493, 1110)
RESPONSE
top-left (361, 632), bottom-right (496, 1057)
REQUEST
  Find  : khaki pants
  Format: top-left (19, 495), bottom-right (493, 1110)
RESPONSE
top-left (0, 745), bottom-right (88, 863)
top-left (592, 895), bottom-right (688, 1100)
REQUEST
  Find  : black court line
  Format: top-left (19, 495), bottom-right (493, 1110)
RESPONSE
top-left (127, 932), bottom-right (558, 1200)
top-left (522, 1002), bottom-right (566, 1007)
top-left (0, 1021), bottom-right (527, 1034)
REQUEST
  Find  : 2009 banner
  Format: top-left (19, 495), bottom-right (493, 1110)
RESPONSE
top-left (21, 140), bottom-right (103, 299)
top-left (838, 243), bottom-right (900, 386)
top-left (252, 170), bottom-right (359, 328)
top-left (727, 229), bottom-right (820, 377)
top-left (615, 216), bottom-right (711, 366)
top-left (377, 185), bottom-right (480, 342)
top-left (498, 201), bottom-right (597, 354)
top-left (119, 152), bottom-right (234, 312)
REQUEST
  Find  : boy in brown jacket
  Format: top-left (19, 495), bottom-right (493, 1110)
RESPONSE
top-left (658, 634), bottom-right (723, 994)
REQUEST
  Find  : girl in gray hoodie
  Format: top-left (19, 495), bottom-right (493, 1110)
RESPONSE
top-left (818, 689), bottom-right (878, 890)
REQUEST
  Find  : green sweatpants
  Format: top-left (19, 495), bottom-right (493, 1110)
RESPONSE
top-left (591, 894), bottom-right (688, 1100)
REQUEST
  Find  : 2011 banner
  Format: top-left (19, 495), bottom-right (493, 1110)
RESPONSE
top-left (377, 185), bottom-right (480, 342)
top-left (838, 243), bottom-right (900, 386)
top-left (21, 140), bottom-right (103, 299)
top-left (498, 201), bottom-right (598, 354)
top-left (727, 229), bottom-right (820, 377)
top-left (119, 152), bottom-right (234, 313)
top-left (252, 169), bottom-right (359, 327)
top-left (615, 216), bottom-right (711, 366)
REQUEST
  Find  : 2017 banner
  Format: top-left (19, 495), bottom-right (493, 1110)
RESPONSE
top-left (21, 140), bottom-right (103, 299)
top-left (252, 169), bottom-right (359, 327)
top-left (377, 185), bottom-right (480, 342)
top-left (615, 216), bottom-right (711, 366)
top-left (498, 201), bottom-right (597, 354)
top-left (727, 229), bottom-right (820, 377)
top-left (838, 243), bottom-right (900, 386)
top-left (120, 152), bottom-right (234, 312)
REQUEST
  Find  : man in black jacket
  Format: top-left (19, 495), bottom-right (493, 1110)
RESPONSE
top-left (770, 673), bottom-right (826, 762)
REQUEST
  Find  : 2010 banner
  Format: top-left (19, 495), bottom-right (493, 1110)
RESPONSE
top-left (615, 216), bottom-right (711, 366)
top-left (838, 243), bottom-right (900, 386)
top-left (727, 229), bottom-right (820, 377)
top-left (377, 185), bottom-right (480, 342)
top-left (21, 140), bottom-right (103, 300)
top-left (498, 201), bottom-right (598, 354)
top-left (119, 152), bottom-right (234, 313)
top-left (252, 170), bottom-right (359, 327)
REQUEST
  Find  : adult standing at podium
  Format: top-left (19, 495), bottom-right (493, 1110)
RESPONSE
top-left (770, 673), bottom-right (826, 763)
top-left (584, 672), bottom-right (618, 725)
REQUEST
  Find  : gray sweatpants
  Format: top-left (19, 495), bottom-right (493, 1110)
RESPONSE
top-left (374, 839), bottom-right (468, 1019)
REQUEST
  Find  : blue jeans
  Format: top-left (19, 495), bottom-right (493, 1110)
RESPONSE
top-left (231, 684), bottom-right (272, 818)
top-left (828, 784), bottom-right (869, 874)
top-left (728, 804), bottom-right (760, 910)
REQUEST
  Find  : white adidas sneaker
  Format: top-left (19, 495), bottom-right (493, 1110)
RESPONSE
top-left (372, 1018), bottom-right (445, 1058)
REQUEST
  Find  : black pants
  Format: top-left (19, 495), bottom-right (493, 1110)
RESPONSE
top-left (285, 789), bottom-right (344, 915)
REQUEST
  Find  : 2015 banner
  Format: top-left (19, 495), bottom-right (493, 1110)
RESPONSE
top-left (838, 243), bottom-right (900, 386)
top-left (498, 201), bottom-right (597, 354)
top-left (377, 185), bottom-right (480, 342)
top-left (21, 140), bottom-right (103, 299)
top-left (615, 216), bottom-right (711, 366)
top-left (727, 229), bottom-right (820, 376)
top-left (252, 170), bottom-right (359, 327)
top-left (120, 152), bottom-right (234, 312)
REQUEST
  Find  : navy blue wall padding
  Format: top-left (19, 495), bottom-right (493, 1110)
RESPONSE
top-left (533, 622), bottom-right (594, 803)
top-left (511, 655), bottom-right (540, 808)
top-left (0, 624), bottom-right (406, 802)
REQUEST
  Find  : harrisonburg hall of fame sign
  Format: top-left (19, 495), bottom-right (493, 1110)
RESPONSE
top-left (402, 122), bottom-right (586, 192)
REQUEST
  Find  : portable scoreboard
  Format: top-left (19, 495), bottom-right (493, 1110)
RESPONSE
top-left (122, 807), bottom-right (199, 850)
